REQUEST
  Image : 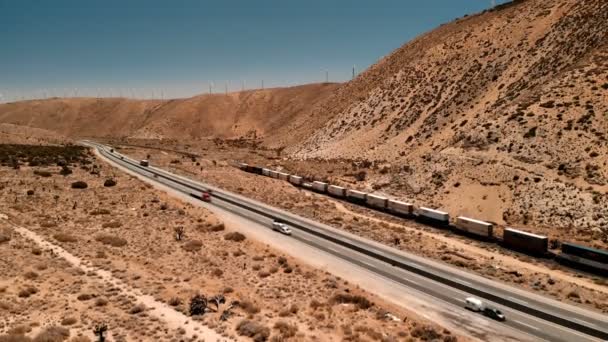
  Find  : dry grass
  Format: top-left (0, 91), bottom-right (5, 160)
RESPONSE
top-left (95, 234), bottom-right (127, 247)
top-left (330, 293), bottom-right (373, 310)
top-left (182, 240), bottom-right (203, 252)
top-left (224, 231), bottom-right (246, 242)
top-left (236, 320), bottom-right (270, 342)
top-left (32, 326), bottom-right (70, 342)
top-left (53, 233), bottom-right (77, 243)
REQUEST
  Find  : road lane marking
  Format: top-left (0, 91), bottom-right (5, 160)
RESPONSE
top-left (513, 319), bottom-right (540, 331)
top-left (506, 296), bottom-right (529, 305)
top-left (572, 318), bottom-right (597, 327)
top-left (456, 279), bottom-right (472, 286)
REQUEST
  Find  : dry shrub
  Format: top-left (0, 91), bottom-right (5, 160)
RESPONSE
top-left (40, 221), bottom-right (57, 228)
top-left (183, 240), bottom-right (203, 252)
top-left (76, 294), bottom-right (92, 301)
top-left (278, 304), bottom-right (298, 317)
top-left (330, 293), bottom-right (372, 310)
top-left (18, 287), bottom-right (38, 298)
top-left (0, 334), bottom-right (32, 342)
top-left (236, 320), bottom-right (269, 342)
top-left (168, 297), bottom-right (181, 306)
top-left (23, 271), bottom-right (38, 280)
top-left (0, 233), bottom-right (11, 244)
top-left (258, 271), bottom-right (270, 278)
top-left (103, 179), bottom-right (117, 187)
top-left (211, 268), bottom-right (223, 277)
top-left (208, 223), bottom-right (225, 232)
top-left (94, 298), bottom-right (108, 307)
top-left (33, 170), bottom-right (52, 178)
top-left (129, 303), bottom-right (146, 314)
top-left (60, 317), bottom-right (77, 326)
top-left (70, 181), bottom-right (88, 189)
top-left (32, 326), bottom-right (69, 342)
top-left (89, 209), bottom-right (110, 215)
top-left (101, 221), bottom-right (122, 228)
top-left (224, 231), bottom-right (246, 242)
top-left (410, 325), bottom-right (442, 341)
top-left (273, 321), bottom-right (297, 338)
top-left (53, 233), bottom-right (77, 243)
top-left (240, 300), bottom-right (260, 315)
top-left (95, 234), bottom-right (127, 247)
top-left (7, 325), bottom-right (32, 335)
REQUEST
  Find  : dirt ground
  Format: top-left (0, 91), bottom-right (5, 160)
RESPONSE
top-left (0, 143), bottom-right (460, 342)
top-left (107, 138), bottom-right (608, 316)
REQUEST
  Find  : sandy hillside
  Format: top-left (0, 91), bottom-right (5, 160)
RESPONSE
top-left (0, 83), bottom-right (338, 141)
top-left (288, 0), bottom-right (608, 236)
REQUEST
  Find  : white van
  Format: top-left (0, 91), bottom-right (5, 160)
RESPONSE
top-left (465, 297), bottom-right (484, 312)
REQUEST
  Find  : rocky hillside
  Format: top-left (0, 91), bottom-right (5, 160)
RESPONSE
top-left (0, 83), bottom-right (338, 140)
top-left (289, 0), bottom-right (608, 242)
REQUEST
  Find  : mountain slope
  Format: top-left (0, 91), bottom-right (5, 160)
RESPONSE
top-left (289, 0), bottom-right (608, 240)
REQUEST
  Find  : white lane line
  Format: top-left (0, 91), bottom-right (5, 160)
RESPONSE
top-left (507, 296), bottom-right (529, 305)
top-left (513, 319), bottom-right (540, 331)
top-left (572, 318), bottom-right (597, 327)
top-left (409, 262), bottom-right (423, 269)
top-left (456, 279), bottom-right (472, 286)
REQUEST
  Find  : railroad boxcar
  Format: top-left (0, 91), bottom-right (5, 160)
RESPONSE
top-left (455, 216), bottom-right (493, 239)
top-left (302, 182), bottom-right (314, 190)
top-left (503, 228), bottom-right (548, 255)
top-left (366, 194), bottom-right (388, 210)
top-left (417, 207), bottom-right (450, 226)
top-left (269, 170), bottom-right (279, 179)
top-left (328, 185), bottom-right (347, 198)
top-left (346, 189), bottom-right (367, 204)
top-left (262, 168), bottom-right (271, 177)
top-left (557, 242), bottom-right (608, 273)
top-left (278, 172), bottom-right (290, 181)
top-left (250, 166), bottom-right (263, 175)
top-left (238, 163), bottom-right (249, 171)
top-left (387, 200), bottom-right (414, 216)
top-left (311, 181), bottom-right (328, 193)
top-left (289, 175), bottom-right (303, 186)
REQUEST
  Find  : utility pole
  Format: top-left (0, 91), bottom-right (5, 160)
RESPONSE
top-left (225, 81), bottom-right (228, 95)
top-left (242, 80), bottom-right (245, 92)
top-left (352, 65), bottom-right (356, 80)
top-left (325, 70), bottom-right (329, 83)
top-left (261, 80), bottom-right (264, 89)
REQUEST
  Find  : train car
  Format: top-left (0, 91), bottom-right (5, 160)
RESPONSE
top-left (417, 207), bottom-right (450, 226)
top-left (455, 216), bottom-right (493, 239)
top-left (289, 175), bottom-right (303, 186)
top-left (311, 181), bottom-right (328, 193)
top-left (503, 228), bottom-right (548, 255)
top-left (278, 172), bottom-right (290, 181)
top-left (238, 163), bottom-right (249, 171)
top-left (557, 242), bottom-right (608, 273)
top-left (366, 194), bottom-right (388, 210)
top-left (346, 189), bottom-right (367, 204)
top-left (387, 200), bottom-right (414, 216)
top-left (302, 182), bottom-right (314, 190)
top-left (250, 166), bottom-right (263, 175)
top-left (328, 185), bottom-right (347, 198)
top-left (262, 168), bottom-right (271, 177)
top-left (269, 170), bottom-right (279, 179)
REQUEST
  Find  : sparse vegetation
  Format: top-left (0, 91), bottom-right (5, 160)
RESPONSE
top-left (95, 234), bottom-right (127, 247)
top-left (236, 320), bottom-right (270, 342)
top-left (224, 231), bottom-right (246, 242)
top-left (70, 181), bottom-right (88, 189)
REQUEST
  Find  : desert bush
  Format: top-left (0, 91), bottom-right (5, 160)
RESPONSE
top-left (33, 170), bottom-right (52, 178)
top-left (183, 240), bottom-right (202, 252)
top-left (94, 298), bottom-right (108, 306)
top-left (258, 271), bottom-right (270, 278)
top-left (53, 233), bottom-right (77, 243)
top-left (236, 320), bottom-right (270, 342)
top-left (330, 293), bottom-right (372, 310)
top-left (174, 226), bottom-right (185, 241)
top-left (103, 179), bottom-right (116, 187)
top-left (31, 247), bottom-right (42, 255)
top-left (273, 321), bottom-right (297, 338)
top-left (168, 297), bottom-right (181, 306)
top-left (23, 271), bottom-right (38, 280)
top-left (89, 209), bottom-right (110, 215)
top-left (101, 221), bottom-right (121, 228)
top-left (0, 333), bottom-right (33, 342)
top-left (95, 234), bottom-right (127, 247)
top-left (76, 294), bottom-right (92, 301)
top-left (129, 303), bottom-right (146, 314)
top-left (18, 287), bottom-right (38, 298)
top-left (212, 268), bottom-right (223, 277)
top-left (224, 232), bottom-right (246, 242)
top-left (240, 300), bottom-right (260, 315)
top-left (71, 181), bottom-right (87, 189)
top-left (189, 294), bottom-right (208, 316)
top-left (26, 190), bottom-right (34, 196)
top-left (208, 223), bottom-right (225, 232)
top-left (32, 326), bottom-right (69, 342)
top-left (60, 317), bottom-right (77, 326)
top-left (410, 325), bottom-right (442, 341)
top-left (59, 166), bottom-right (72, 176)
top-left (278, 304), bottom-right (298, 317)
top-left (0, 233), bottom-right (10, 244)
top-left (7, 325), bottom-right (32, 335)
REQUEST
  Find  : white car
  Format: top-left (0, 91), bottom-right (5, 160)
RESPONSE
top-left (272, 221), bottom-right (292, 235)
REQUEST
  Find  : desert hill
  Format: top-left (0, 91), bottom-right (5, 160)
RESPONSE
top-left (287, 0), bottom-right (608, 237)
top-left (0, 83), bottom-right (338, 141)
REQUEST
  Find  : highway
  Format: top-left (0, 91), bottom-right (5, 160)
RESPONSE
top-left (84, 141), bottom-right (608, 342)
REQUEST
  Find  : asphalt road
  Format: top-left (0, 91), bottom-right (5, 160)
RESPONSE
top-left (84, 141), bottom-right (608, 342)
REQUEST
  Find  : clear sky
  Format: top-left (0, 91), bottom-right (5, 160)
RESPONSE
top-left (0, 0), bottom-right (508, 101)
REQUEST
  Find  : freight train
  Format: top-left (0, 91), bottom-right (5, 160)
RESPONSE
top-left (237, 163), bottom-right (607, 274)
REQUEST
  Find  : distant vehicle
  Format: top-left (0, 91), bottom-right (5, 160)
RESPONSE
top-left (272, 221), bottom-right (292, 235)
top-left (140, 159), bottom-right (149, 167)
top-left (483, 307), bottom-right (506, 321)
top-left (110, 148), bottom-right (114, 153)
top-left (465, 297), bottom-right (484, 312)
top-left (120, 156), bottom-right (124, 160)
top-left (201, 192), bottom-right (211, 202)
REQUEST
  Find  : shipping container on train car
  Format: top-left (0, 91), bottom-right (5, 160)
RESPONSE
top-left (311, 181), bottom-right (328, 193)
top-left (278, 172), bottom-right (290, 181)
top-left (366, 194), bottom-right (388, 209)
top-left (388, 200), bottom-right (414, 216)
top-left (302, 182), bottom-right (314, 190)
top-left (417, 207), bottom-right (450, 225)
top-left (250, 166), bottom-right (263, 175)
top-left (328, 185), bottom-right (347, 198)
top-left (557, 242), bottom-right (608, 273)
top-left (238, 163), bottom-right (249, 171)
top-left (503, 228), bottom-right (548, 255)
top-left (346, 189), bottom-right (367, 204)
top-left (262, 168), bottom-right (271, 177)
top-left (455, 216), bottom-right (493, 239)
top-left (269, 170), bottom-right (279, 179)
top-left (289, 175), bottom-right (303, 186)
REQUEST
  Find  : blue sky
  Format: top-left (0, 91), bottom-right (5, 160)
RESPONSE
top-left (0, 0), bottom-right (508, 101)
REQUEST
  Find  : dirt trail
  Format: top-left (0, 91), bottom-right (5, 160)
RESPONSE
top-left (2, 218), bottom-right (232, 342)
top-left (333, 202), bottom-right (608, 294)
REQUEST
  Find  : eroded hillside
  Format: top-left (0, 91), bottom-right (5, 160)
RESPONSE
top-left (288, 0), bottom-right (608, 241)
